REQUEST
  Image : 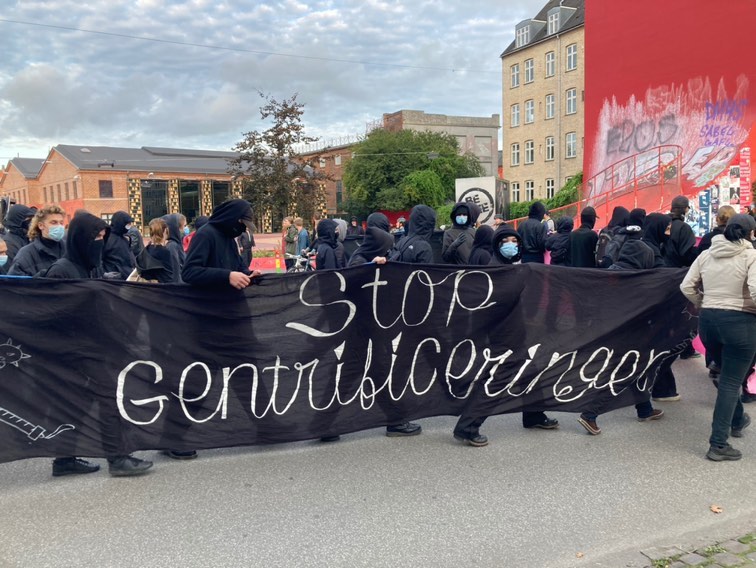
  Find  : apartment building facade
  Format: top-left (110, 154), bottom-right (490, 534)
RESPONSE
top-left (500, 0), bottom-right (585, 204)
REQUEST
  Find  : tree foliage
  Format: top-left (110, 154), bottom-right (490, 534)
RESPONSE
top-left (342, 129), bottom-right (485, 216)
top-left (508, 172), bottom-right (583, 219)
top-left (228, 93), bottom-right (327, 231)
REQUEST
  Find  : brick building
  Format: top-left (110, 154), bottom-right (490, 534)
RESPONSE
top-left (500, 0), bottom-right (585, 203)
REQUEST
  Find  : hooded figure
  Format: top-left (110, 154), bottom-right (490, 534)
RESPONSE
top-left (3, 204), bottom-right (35, 265)
top-left (348, 226), bottom-right (395, 267)
top-left (567, 206), bottom-right (598, 267)
top-left (603, 210), bottom-right (647, 268)
top-left (390, 205), bottom-right (436, 264)
top-left (441, 202), bottom-right (477, 264)
top-left (314, 219), bottom-right (341, 270)
top-left (346, 216), bottom-right (365, 237)
top-left (664, 195), bottom-right (697, 267)
top-left (162, 213), bottom-right (187, 280)
top-left (490, 225), bottom-right (522, 265)
top-left (606, 206), bottom-right (630, 230)
top-left (46, 213), bottom-right (109, 279)
top-left (468, 225), bottom-right (494, 266)
top-left (182, 199), bottom-right (253, 287)
top-left (596, 206), bottom-right (630, 268)
top-left (628, 208), bottom-right (647, 228)
top-left (102, 211), bottom-right (136, 280)
top-left (332, 218), bottom-right (349, 266)
top-left (517, 201), bottom-right (548, 263)
top-left (545, 216), bottom-right (574, 266)
top-left (642, 213), bottom-right (670, 268)
top-left (607, 239), bottom-right (655, 270)
top-left (366, 212), bottom-right (391, 233)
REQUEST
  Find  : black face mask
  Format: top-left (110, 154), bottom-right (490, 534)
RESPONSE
top-left (86, 240), bottom-right (105, 269)
top-left (230, 221), bottom-right (246, 238)
top-left (20, 219), bottom-right (31, 231)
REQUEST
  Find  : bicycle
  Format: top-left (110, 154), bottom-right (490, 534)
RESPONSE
top-left (285, 249), bottom-right (317, 273)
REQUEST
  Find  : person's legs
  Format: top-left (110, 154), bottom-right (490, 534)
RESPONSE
top-left (522, 410), bottom-right (559, 429)
top-left (651, 356), bottom-right (679, 400)
top-left (453, 415), bottom-right (488, 446)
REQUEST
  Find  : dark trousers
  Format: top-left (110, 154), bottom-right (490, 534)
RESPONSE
top-left (699, 309), bottom-right (756, 447)
top-left (453, 411), bottom-right (550, 437)
top-left (651, 356), bottom-right (678, 398)
top-left (582, 400), bottom-right (653, 421)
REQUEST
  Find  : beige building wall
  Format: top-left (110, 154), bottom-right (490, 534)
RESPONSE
top-left (502, 25), bottom-right (584, 203)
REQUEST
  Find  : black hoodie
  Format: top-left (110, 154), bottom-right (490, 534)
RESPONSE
top-left (348, 226), bottom-right (395, 267)
top-left (442, 202), bottom-right (477, 264)
top-left (315, 219), bottom-right (341, 270)
top-left (607, 239), bottom-right (655, 270)
top-left (162, 213), bottom-right (187, 279)
top-left (102, 211), bottom-right (136, 279)
top-left (490, 225), bottom-right (522, 265)
top-left (567, 207), bottom-right (599, 268)
top-left (468, 225), bottom-right (494, 266)
top-left (46, 213), bottom-right (109, 279)
top-left (3, 204), bottom-right (35, 264)
top-left (182, 199), bottom-right (252, 287)
top-left (517, 202), bottom-right (547, 263)
top-left (641, 213), bottom-right (670, 268)
top-left (545, 216), bottom-right (574, 266)
top-left (390, 205), bottom-right (436, 264)
top-left (366, 212), bottom-right (391, 233)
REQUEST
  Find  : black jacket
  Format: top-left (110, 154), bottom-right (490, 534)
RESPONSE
top-left (46, 213), bottom-right (108, 279)
top-left (663, 216), bottom-right (697, 267)
top-left (607, 239), bottom-right (655, 270)
top-left (490, 225), bottom-right (522, 265)
top-left (390, 205), bottom-right (436, 264)
top-left (102, 211), bottom-right (136, 279)
top-left (642, 213), bottom-right (670, 268)
top-left (315, 219), bottom-right (341, 270)
top-left (163, 213), bottom-right (186, 282)
top-left (545, 217), bottom-right (573, 266)
top-left (697, 226), bottom-right (724, 253)
top-left (8, 237), bottom-right (65, 277)
top-left (442, 202), bottom-right (476, 264)
top-left (518, 202), bottom-right (548, 263)
top-left (468, 225), bottom-right (494, 266)
top-left (182, 199), bottom-right (252, 287)
top-left (348, 227), bottom-right (394, 267)
top-left (567, 225), bottom-right (598, 267)
top-left (137, 244), bottom-right (177, 283)
top-left (366, 212), bottom-right (391, 233)
top-left (3, 204), bottom-right (34, 264)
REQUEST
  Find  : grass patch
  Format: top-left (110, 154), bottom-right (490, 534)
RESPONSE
top-left (738, 533), bottom-right (755, 544)
top-left (702, 544), bottom-right (726, 556)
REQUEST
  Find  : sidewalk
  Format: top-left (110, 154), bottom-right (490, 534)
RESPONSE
top-left (638, 532), bottom-right (756, 567)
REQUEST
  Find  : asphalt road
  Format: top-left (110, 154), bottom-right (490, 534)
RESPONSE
top-left (1, 358), bottom-right (754, 568)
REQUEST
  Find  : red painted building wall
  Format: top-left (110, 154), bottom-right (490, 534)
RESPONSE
top-left (584, 0), bottom-right (756, 207)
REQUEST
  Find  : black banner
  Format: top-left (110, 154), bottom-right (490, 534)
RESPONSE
top-left (0, 263), bottom-right (695, 463)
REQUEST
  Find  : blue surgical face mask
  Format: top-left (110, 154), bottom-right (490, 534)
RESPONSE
top-left (455, 215), bottom-right (468, 225)
top-left (48, 225), bottom-right (65, 242)
top-left (499, 242), bottom-right (519, 259)
top-left (0, 255), bottom-right (7, 267)
top-left (183, 226), bottom-right (191, 236)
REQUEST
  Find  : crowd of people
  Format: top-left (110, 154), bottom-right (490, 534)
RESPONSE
top-left (0, 194), bottom-right (754, 478)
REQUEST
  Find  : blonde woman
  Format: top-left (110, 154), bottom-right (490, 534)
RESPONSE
top-left (8, 205), bottom-right (66, 276)
top-left (134, 218), bottom-right (178, 283)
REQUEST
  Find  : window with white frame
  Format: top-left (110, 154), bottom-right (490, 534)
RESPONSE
top-left (525, 99), bottom-right (534, 123)
top-left (546, 178), bottom-right (555, 199)
top-left (566, 132), bottom-right (577, 158)
top-left (566, 43), bottom-right (577, 71)
top-left (511, 143), bottom-right (520, 166)
top-left (548, 12), bottom-right (559, 35)
top-left (546, 136), bottom-right (555, 161)
top-left (511, 182), bottom-right (520, 202)
top-left (511, 63), bottom-right (520, 88)
top-left (545, 51), bottom-right (555, 77)
top-left (335, 155), bottom-right (342, 166)
top-left (511, 104), bottom-right (520, 127)
top-left (319, 158), bottom-right (326, 168)
top-left (524, 58), bottom-right (534, 83)
top-left (545, 94), bottom-right (555, 119)
top-left (516, 26), bottom-right (530, 47)
top-left (525, 140), bottom-right (534, 164)
top-left (566, 88), bottom-right (577, 114)
top-left (525, 180), bottom-right (534, 201)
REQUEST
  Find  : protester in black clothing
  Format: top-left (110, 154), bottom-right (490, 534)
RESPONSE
top-left (134, 218), bottom-right (178, 283)
top-left (102, 211), bottom-right (136, 280)
top-left (468, 225), bottom-right (494, 266)
top-left (2, 204), bottom-right (35, 265)
top-left (598, 206), bottom-right (631, 267)
top-left (641, 213), bottom-right (670, 268)
top-left (664, 195), bottom-right (698, 268)
top-left (567, 206), bottom-right (599, 267)
top-left (162, 213), bottom-right (186, 281)
top-left (389, 205), bottom-right (436, 264)
top-left (545, 216), bottom-right (573, 266)
top-left (348, 226), bottom-right (394, 267)
top-left (8, 205), bottom-right (66, 277)
top-left (603, 209), bottom-right (647, 268)
top-left (442, 202), bottom-right (477, 264)
top-left (46, 212), bottom-right (153, 477)
top-left (366, 212), bottom-right (391, 233)
top-left (346, 216), bottom-right (365, 237)
top-left (698, 205), bottom-right (735, 254)
top-left (517, 201), bottom-right (548, 263)
top-left (454, 225), bottom-right (559, 445)
top-left (314, 219), bottom-right (341, 270)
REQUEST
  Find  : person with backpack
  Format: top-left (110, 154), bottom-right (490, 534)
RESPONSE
top-left (8, 205), bottom-right (66, 277)
top-left (596, 206), bottom-right (630, 267)
top-left (545, 216), bottom-right (573, 266)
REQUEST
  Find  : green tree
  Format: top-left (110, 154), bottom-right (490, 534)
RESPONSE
top-left (342, 129), bottom-right (484, 216)
top-left (228, 93), bottom-right (327, 231)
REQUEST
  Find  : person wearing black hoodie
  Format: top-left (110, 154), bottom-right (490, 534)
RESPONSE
top-left (45, 212), bottom-right (154, 477)
top-left (314, 219), bottom-right (341, 270)
top-left (567, 206), bottom-right (599, 267)
top-left (366, 212), bottom-right (391, 233)
top-left (454, 225), bottom-right (559, 445)
top-left (102, 211), bottom-right (136, 280)
top-left (641, 213), bottom-right (670, 268)
top-left (517, 202), bottom-right (548, 263)
top-left (602, 208), bottom-right (647, 268)
top-left (468, 225), bottom-right (494, 266)
top-left (348, 226), bottom-right (395, 267)
top-left (8, 205), bottom-right (66, 277)
top-left (597, 206), bottom-right (630, 267)
top-left (389, 205), bottom-right (436, 264)
top-left (162, 213), bottom-right (187, 282)
top-left (545, 216), bottom-right (574, 266)
top-left (664, 195), bottom-right (698, 268)
top-left (442, 202), bottom-right (477, 264)
top-left (3, 204), bottom-right (35, 265)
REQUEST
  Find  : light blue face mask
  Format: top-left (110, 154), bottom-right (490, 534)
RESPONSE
top-left (183, 226), bottom-right (191, 236)
top-left (48, 225), bottom-right (65, 242)
top-left (455, 215), bottom-right (468, 225)
top-left (499, 242), bottom-right (519, 258)
top-left (0, 255), bottom-right (7, 267)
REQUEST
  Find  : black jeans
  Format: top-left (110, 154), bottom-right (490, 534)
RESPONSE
top-left (699, 309), bottom-right (756, 447)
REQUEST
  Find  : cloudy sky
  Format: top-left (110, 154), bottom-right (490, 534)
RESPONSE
top-left (0, 0), bottom-right (545, 162)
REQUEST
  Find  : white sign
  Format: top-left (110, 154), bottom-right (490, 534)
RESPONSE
top-left (455, 177), bottom-right (497, 225)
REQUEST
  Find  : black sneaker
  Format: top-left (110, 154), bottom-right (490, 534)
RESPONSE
top-left (52, 457), bottom-right (100, 477)
top-left (706, 444), bottom-right (742, 461)
top-left (320, 435), bottom-right (341, 443)
top-left (453, 433), bottom-right (489, 447)
top-left (108, 456), bottom-right (154, 477)
top-left (163, 450), bottom-right (198, 460)
top-left (732, 413), bottom-right (751, 438)
top-left (524, 417), bottom-right (560, 430)
top-left (680, 352), bottom-right (701, 360)
top-left (742, 393), bottom-right (756, 404)
top-left (386, 422), bottom-right (422, 437)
